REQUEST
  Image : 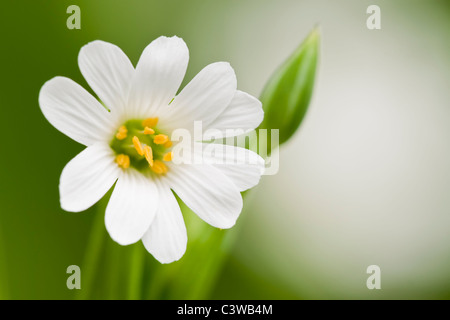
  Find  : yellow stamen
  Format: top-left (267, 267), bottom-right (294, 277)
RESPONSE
top-left (142, 117), bottom-right (159, 128)
top-left (144, 145), bottom-right (154, 167)
top-left (144, 127), bottom-right (155, 135)
top-left (132, 136), bottom-right (144, 156)
top-left (153, 134), bottom-right (169, 145)
top-left (162, 152), bottom-right (173, 162)
top-left (115, 125), bottom-right (128, 140)
top-left (163, 140), bottom-right (173, 148)
top-left (115, 154), bottom-right (130, 169)
top-left (151, 160), bottom-right (168, 174)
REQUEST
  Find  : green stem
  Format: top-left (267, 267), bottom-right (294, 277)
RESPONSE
top-left (76, 196), bottom-right (108, 300)
top-left (105, 236), bottom-right (124, 299)
top-left (127, 243), bottom-right (145, 300)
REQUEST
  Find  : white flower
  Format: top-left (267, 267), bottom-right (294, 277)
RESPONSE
top-left (39, 36), bottom-right (264, 263)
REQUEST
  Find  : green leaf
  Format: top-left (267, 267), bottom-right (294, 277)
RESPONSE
top-left (259, 28), bottom-right (320, 147)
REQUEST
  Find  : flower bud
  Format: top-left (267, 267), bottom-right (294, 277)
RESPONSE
top-left (259, 28), bottom-right (320, 148)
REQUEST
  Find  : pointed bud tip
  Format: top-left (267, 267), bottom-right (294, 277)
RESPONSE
top-left (306, 26), bottom-right (321, 45)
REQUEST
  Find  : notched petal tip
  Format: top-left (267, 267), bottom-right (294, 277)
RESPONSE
top-left (59, 198), bottom-right (85, 213)
top-left (212, 61), bottom-right (235, 75)
top-left (146, 241), bottom-right (187, 264)
top-left (38, 76), bottom-right (66, 102)
top-left (78, 40), bottom-right (113, 64)
top-left (240, 90), bottom-right (264, 127)
top-left (141, 182), bottom-right (188, 264)
top-left (142, 35), bottom-right (189, 58)
top-left (216, 219), bottom-right (237, 230)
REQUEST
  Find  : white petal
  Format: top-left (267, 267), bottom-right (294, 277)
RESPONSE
top-left (213, 165), bottom-right (262, 192)
top-left (127, 36), bottom-right (189, 118)
top-left (78, 40), bottom-right (134, 121)
top-left (60, 143), bottom-right (120, 212)
top-left (160, 62), bottom-right (237, 133)
top-left (204, 90), bottom-right (264, 139)
top-left (166, 164), bottom-right (243, 229)
top-left (142, 180), bottom-right (187, 264)
top-left (39, 77), bottom-right (114, 146)
top-left (194, 143), bottom-right (265, 191)
top-left (105, 169), bottom-right (159, 245)
top-left (191, 142), bottom-right (265, 169)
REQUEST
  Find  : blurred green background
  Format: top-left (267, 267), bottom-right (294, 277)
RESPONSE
top-left (1, 0), bottom-right (450, 299)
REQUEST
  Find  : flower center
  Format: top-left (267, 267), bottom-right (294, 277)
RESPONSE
top-left (110, 117), bottom-right (173, 174)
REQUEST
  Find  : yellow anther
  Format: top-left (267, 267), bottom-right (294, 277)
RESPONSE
top-left (153, 134), bottom-right (169, 145)
top-left (151, 160), bottom-right (168, 174)
top-left (144, 127), bottom-right (155, 135)
top-left (162, 152), bottom-right (173, 162)
top-left (142, 117), bottom-right (159, 128)
top-left (115, 154), bottom-right (130, 169)
top-left (132, 136), bottom-right (144, 156)
top-left (143, 145), bottom-right (154, 167)
top-left (163, 140), bottom-right (173, 148)
top-left (115, 125), bottom-right (128, 140)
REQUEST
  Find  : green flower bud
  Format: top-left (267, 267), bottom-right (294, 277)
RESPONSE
top-left (259, 28), bottom-right (320, 148)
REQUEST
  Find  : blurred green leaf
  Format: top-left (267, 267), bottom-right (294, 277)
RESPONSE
top-left (259, 28), bottom-right (320, 147)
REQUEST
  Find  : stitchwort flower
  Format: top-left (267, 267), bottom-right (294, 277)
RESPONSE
top-left (39, 36), bottom-right (265, 263)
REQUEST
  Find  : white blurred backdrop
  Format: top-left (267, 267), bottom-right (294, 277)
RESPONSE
top-left (221, 0), bottom-right (450, 299)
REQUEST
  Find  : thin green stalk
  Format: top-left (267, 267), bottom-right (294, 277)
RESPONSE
top-left (75, 197), bottom-right (108, 300)
top-left (105, 236), bottom-right (123, 299)
top-left (145, 252), bottom-right (178, 299)
top-left (126, 243), bottom-right (145, 300)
